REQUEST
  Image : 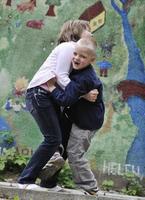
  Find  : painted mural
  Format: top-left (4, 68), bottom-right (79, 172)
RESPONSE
top-left (0, 0), bottom-right (145, 180)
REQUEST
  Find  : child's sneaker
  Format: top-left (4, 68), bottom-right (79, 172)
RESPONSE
top-left (84, 188), bottom-right (99, 196)
top-left (39, 152), bottom-right (65, 181)
top-left (49, 152), bottom-right (64, 163)
top-left (18, 183), bottom-right (47, 191)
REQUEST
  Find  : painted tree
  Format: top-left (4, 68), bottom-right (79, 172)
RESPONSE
top-left (30, 0), bottom-right (36, 7)
top-left (45, 0), bottom-right (61, 16)
top-left (6, 0), bottom-right (12, 6)
top-left (111, 0), bottom-right (145, 176)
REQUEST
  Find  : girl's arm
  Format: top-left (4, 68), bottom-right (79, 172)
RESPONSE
top-left (55, 43), bottom-right (74, 90)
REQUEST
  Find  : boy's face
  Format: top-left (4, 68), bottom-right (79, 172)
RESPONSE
top-left (72, 46), bottom-right (95, 70)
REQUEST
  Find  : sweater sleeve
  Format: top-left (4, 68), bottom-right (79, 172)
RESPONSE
top-left (50, 80), bottom-right (88, 106)
top-left (55, 43), bottom-right (75, 90)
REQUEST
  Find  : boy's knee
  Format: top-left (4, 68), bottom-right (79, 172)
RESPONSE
top-left (67, 150), bottom-right (81, 162)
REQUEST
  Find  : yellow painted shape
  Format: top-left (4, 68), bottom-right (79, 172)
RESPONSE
top-left (90, 11), bottom-right (105, 32)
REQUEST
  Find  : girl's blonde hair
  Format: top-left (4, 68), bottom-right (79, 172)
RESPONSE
top-left (57, 20), bottom-right (90, 44)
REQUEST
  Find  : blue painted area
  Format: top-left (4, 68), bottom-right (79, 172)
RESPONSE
top-left (4, 98), bottom-right (13, 111)
top-left (111, 0), bottom-right (145, 176)
top-left (0, 117), bottom-right (14, 153)
top-left (0, 117), bottom-right (11, 131)
top-left (96, 60), bottom-right (112, 69)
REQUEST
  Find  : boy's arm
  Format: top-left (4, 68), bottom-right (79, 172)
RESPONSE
top-left (82, 89), bottom-right (99, 102)
top-left (48, 79), bottom-right (88, 106)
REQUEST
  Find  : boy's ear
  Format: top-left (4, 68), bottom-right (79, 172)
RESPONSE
top-left (91, 57), bottom-right (96, 64)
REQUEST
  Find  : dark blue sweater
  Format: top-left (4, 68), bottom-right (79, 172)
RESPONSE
top-left (50, 65), bottom-right (105, 130)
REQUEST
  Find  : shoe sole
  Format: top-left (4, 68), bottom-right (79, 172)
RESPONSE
top-left (39, 158), bottom-right (65, 180)
top-left (84, 189), bottom-right (99, 196)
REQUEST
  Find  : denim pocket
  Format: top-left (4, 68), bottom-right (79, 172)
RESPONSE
top-left (33, 90), bottom-right (51, 108)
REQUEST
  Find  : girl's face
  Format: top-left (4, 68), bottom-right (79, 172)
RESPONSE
top-left (72, 46), bottom-right (94, 70)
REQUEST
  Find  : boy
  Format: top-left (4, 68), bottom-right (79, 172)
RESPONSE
top-left (47, 37), bottom-right (105, 195)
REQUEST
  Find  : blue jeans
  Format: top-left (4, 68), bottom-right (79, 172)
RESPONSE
top-left (40, 112), bottom-right (72, 188)
top-left (18, 86), bottom-right (62, 184)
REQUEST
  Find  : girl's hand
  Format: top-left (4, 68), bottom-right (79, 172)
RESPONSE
top-left (83, 89), bottom-right (99, 102)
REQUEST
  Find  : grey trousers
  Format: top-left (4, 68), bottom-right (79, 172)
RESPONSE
top-left (67, 124), bottom-right (98, 191)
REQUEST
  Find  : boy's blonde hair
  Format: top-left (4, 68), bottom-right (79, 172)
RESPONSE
top-left (57, 20), bottom-right (90, 44)
top-left (76, 37), bottom-right (97, 58)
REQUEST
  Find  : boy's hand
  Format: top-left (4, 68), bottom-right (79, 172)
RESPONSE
top-left (83, 89), bottom-right (99, 102)
top-left (47, 78), bottom-right (56, 92)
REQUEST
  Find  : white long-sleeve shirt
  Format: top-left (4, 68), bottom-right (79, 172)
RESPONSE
top-left (28, 41), bottom-right (75, 90)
